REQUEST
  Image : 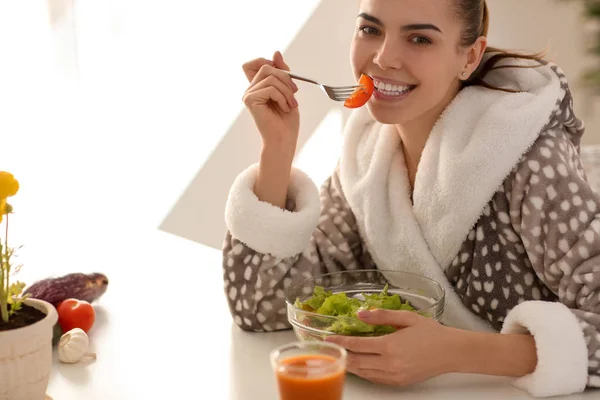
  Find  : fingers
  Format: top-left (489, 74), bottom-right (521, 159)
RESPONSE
top-left (250, 64), bottom-right (298, 93)
top-left (347, 353), bottom-right (383, 371)
top-left (242, 50), bottom-right (291, 82)
top-left (247, 74), bottom-right (298, 109)
top-left (325, 335), bottom-right (384, 354)
top-left (273, 50), bottom-right (290, 71)
top-left (357, 309), bottom-right (421, 328)
top-left (243, 86), bottom-right (291, 113)
top-left (242, 57), bottom-right (274, 82)
top-left (346, 354), bottom-right (406, 386)
top-left (241, 51), bottom-right (299, 113)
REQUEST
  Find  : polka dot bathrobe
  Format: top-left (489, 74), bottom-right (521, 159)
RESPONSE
top-left (222, 59), bottom-right (600, 397)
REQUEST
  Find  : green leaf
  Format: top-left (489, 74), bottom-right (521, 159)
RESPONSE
top-left (316, 292), bottom-right (361, 316)
top-left (8, 281), bottom-right (26, 300)
top-left (8, 300), bottom-right (22, 316)
top-left (304, 286), bottom-right (332, 310)
top-left (295, 284), bottom-right (417, 336)
top-left (7, 281), bottom-right (27, 317)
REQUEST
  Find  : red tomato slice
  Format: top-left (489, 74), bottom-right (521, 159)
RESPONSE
top-left (57, 298), bottom-right (96, 333)
top-left (344, 74), bottom-right (374, 109)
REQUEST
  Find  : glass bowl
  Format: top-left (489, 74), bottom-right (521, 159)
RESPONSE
top-left (285, 269), bottom-right (445, 341)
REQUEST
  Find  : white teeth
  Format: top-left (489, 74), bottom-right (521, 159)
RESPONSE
top-left (374, 84), bottom-right (414, 96)
top-left (374, 80), bottom-right (413, 94)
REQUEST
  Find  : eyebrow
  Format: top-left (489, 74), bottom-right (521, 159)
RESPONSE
top-left (357, 13), bottom-right (443, 34)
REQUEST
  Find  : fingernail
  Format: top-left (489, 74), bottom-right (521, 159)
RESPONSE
top-left (291, 82), bottom-right (299, 92)
top-left (292, 97), bottom-right (298, 107)
top-left (357, 310), bottom-right (371, 319)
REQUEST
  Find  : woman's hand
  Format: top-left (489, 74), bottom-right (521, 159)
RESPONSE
top-left (241, 51), bottom-right (301, 208)
top-left (326, 309), bottom-right (461, 386)
top-left (242, 51), bottom-right (300, 149)
top-left (326, 308), bottom-right (539, 387)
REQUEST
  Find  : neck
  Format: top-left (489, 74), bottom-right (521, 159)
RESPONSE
top-left (396, 122), bottom-right (429, 192)
top-left (395, 81), bottom-right (462, 192)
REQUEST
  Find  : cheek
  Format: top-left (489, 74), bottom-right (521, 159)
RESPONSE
top-left (413, 54), bottom-right (459, 90)
top-left (350, 39), bottom-right (371, 79)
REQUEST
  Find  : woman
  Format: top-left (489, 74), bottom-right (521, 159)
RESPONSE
top-left (222, 0), bottom-right (600, 397)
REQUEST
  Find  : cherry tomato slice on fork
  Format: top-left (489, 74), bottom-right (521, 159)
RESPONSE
top-left (344, 74), bottom-right (374, 108)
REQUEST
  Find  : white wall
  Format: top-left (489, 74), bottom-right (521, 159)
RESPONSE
top-left (487, 0), bottom-right (600, 145)
top-left (162, 0), bottom-right (599, 250)
top-left (3, 1), bottom-right (593, 255)
top-left (160, 0), bottom-right (357, 249)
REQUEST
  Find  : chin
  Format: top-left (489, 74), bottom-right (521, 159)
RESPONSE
top-left (365, 103), bottom-right (409, 125)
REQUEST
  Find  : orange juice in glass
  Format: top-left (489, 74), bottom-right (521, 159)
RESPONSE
top-left (270, 341), bottom-right (347, 400)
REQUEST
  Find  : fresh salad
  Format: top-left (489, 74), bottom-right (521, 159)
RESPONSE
top-left (293, 284), bottom-right (416, 336)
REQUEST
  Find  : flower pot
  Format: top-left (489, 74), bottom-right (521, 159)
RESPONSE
top-left (0, 298), bottom-right (58, 400)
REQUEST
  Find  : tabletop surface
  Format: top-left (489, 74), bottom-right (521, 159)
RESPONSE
top-left (42, 229), bottom-right (599, 400)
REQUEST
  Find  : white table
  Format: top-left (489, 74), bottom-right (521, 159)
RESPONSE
top-left (43, 229), bottom-right (599, 400)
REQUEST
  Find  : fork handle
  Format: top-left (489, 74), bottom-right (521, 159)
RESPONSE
top-left (280, 70), bottom-right (319, 86)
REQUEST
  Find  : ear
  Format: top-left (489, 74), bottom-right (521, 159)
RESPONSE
top-left (460, 36), bottom-right (488, 80)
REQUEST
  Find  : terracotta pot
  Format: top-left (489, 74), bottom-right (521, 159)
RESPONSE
top-left (0, 298), bottom-right (58, 400)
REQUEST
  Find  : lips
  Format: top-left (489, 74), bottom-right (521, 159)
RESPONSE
top-left (371, 77), bottom-right (417, 97)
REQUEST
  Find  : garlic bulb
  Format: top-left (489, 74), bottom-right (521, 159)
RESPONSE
top-left (58, 328), bottom-right (97, 364)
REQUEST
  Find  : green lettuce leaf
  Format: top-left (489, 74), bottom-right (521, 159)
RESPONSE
top-left (305, 286), bottom-right (332, 310)
top-left (316, 292), bottom-right (361, 316)
top-left (294, 284), bottom-right (417, 336)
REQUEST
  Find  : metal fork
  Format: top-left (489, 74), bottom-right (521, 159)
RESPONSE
top-left (282, 71), bottom-right (364, 102)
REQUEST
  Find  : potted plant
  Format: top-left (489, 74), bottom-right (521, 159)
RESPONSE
top-left (0, 172), bottom-right (58, 400)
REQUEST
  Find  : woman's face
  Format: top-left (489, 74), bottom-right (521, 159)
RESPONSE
top-left (351, 0), bottom-right (485, 126)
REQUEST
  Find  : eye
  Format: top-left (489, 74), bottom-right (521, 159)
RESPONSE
top-left (410, 36), bottom-right (432, 45)
top-left (358, 25), bottom-right (381, 36)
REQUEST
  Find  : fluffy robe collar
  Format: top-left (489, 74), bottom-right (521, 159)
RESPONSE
top-left (338, 60), bottom-right (567, 331)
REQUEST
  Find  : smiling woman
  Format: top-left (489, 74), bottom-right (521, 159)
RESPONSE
top-left (222, 0), bottom-right (600, 398)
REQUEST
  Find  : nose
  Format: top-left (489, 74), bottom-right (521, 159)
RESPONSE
top-left (373, 37), bottom-right (403, 71)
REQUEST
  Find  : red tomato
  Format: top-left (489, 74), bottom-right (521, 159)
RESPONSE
top-left (344, 74), bottom-right (374, 109)
top-left (57, 299), bottom-right (96, 333)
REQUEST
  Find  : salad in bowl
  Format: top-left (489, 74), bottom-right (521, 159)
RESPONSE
top-left (286, 270), bottom-right (445, 340)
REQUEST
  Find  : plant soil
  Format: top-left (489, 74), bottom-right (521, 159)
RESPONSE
top-left (0, 304), bottom-right (46, 331)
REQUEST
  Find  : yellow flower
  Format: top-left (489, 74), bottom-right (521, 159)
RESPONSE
top-left (0, 198), bottom-right (4, 223)
top-left (0, 172), bottom-right (19, 198)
